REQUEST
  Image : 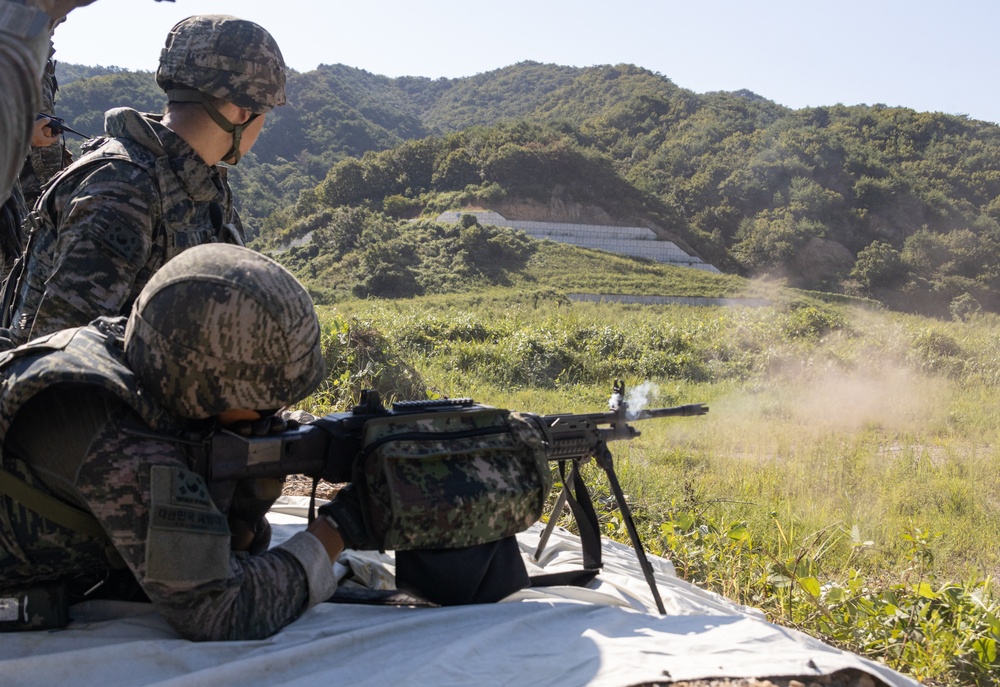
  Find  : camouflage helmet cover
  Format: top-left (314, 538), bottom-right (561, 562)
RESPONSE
top-left (156, 14), bottom-right (286, 113)
top-left (124, 244), bottom-right (324, 419)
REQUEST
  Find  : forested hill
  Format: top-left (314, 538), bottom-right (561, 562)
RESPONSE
top-left (52, 61), bottom-right (1000, 317)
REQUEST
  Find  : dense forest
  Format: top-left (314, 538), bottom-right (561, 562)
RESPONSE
top-left (50, 60), bottom-right (1000, 317)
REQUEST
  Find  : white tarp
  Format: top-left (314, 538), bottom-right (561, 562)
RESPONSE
top-left (0, 497), bottom-right (921, 687)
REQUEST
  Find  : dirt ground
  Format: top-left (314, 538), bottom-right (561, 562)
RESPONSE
top-left (281, 474), bottom-right (340, 500)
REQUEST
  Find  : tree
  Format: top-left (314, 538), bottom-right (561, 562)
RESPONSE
top-left (851, 240), bottom-right (908, 290)
top-left (320, 158), bottom-right (367, 207)
top-left (733, 209), bottom-right (810, 276)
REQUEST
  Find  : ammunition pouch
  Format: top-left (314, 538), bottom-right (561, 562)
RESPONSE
top-left (355, 409), bottom-right (551, 551)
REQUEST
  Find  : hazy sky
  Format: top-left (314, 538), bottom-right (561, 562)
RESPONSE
top-left (52, 0), bottom-right (1000, 125)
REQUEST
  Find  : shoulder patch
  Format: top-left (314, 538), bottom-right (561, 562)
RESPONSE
top-left (145, 465), bottom-right (231, 583)
top-left (99, 223), bottom-right (142, 262)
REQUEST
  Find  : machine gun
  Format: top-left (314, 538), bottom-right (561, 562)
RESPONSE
top-left (196, 381), bottom-right (708, 612)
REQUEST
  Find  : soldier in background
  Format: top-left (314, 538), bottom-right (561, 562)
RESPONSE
top-left (21, 53), bottom-right (72, 208)
top-left (1, 55), bottom-right (68, 283)
top-left (0, 14), bottom-right (285, 349)
top-left (0, 244), bottom-right (370, 640)
top-left (0, 0), bottom-right (99, 205)
top-left (0, 183), bottom-right (28, 284)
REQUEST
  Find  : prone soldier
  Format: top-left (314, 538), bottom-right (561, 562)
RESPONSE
top-left (0, 243), bottom-right (370, 640)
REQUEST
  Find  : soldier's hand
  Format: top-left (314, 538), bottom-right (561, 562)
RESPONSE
top-left (317, 485), bottom-right (377, 550)
top-left (31, 116), bottom-right (59, 147)
top-left (229, 476), bottom-right (283, 554)
top-left (281, 408), bottom-right (317, 426)
top-left (230, 514), bottom-right (272, 555)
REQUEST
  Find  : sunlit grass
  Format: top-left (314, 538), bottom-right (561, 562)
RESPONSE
top-left (302, 291), bottom-right (1000, 684)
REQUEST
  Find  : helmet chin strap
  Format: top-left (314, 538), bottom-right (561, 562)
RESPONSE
top-left (167, 88), bottom-right (258, 164)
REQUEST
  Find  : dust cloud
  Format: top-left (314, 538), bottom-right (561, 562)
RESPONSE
top-left (757, 364), bottom-right (952, 435)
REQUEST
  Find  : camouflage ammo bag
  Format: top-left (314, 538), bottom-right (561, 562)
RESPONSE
top-left (355, 408), bottom-right (551, 551)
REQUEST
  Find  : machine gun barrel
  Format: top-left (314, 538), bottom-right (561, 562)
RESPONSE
top-left (629, 403), bottom-right (709, 420)
top-left (537, 402), bottom-right (708, 460)
top-left (543, 402), bottom-right (708, 427)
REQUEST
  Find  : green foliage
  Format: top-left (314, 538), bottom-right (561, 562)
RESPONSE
top-left (299, 315), bottom-right (426, 413)
top-left (54, 70), bottom-right (165, 148)
top-left (852, 240), bottom-right (908, 290)
top-left (420, 60), bottom-right (582, 132)
top-left (909, 328), bottom-right (966, 377)
top-left (732, 209), bottom-right (812, 274)
top-left (781, 304), bottom-right (844, 339)
top-left (268, 210), bottom-right (538, 302)
top-left (950, 292), bottom-right (982, 321)
top-left (328, 299), bottom-right (852, 390)
top-left (383, 194), bottom-right (421, 218)
top-left (312, 121), bottom-right (660, 224)
top-left (656, 508), bottom-right (999, 685)
top-left (56, 63), bottom-right (133, 86)
top-left (57, 59), bottom-right (1000, 315)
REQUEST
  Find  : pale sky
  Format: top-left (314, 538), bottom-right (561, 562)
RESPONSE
top-left (52, 0), bottom-right (1000, 125)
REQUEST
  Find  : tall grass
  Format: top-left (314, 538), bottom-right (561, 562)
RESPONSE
top-left (303, 293), bottom-right (1000, 685)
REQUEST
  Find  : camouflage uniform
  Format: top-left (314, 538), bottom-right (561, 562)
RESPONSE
top-left (0, 106), bottom-right (246, 348)
top-left (0, 1), bottom-right (50, 204)
top-left (0, 244), bottom-right (334, 641)
top-left (0, 182), bottom-right (26, 282)
top-left (1, 56), bottom-right (71, 285)
top-left (20, 54), bottom-right (72, 208)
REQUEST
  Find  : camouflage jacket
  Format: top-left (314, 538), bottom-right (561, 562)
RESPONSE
top-left (0, 1), bottom-right (49, 206)
top-left (2, 57), bottom-right (67, 286)
top-left (19, 54), bottom-right (71, 209)
top-left (0, 107), bottom-right (246, 348)
top-left (0, 180), bottom-right (26, 283)
top-left (0, 319), bottom-right (337, 640)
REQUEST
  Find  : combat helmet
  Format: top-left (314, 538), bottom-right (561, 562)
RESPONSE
top-left (124, 244), bottom-right (324, 419)
top-left (156, 14), bottom-right (286, 162)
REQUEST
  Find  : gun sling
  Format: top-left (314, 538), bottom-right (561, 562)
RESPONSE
top-left (0, 464), bottom-right (125, 569)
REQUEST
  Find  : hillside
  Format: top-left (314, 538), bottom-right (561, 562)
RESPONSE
top-left (51, 61), bottom-right (1000, 317)
top-left (270, 206), bottom-right (750, 304)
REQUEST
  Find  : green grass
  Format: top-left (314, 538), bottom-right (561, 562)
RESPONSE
top-left (517, 241), bottom-right (748, 297)
top-left (300, 290), bottom-right (1000, 685)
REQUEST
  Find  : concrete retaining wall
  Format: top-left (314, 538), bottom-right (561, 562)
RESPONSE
top-left (436, 210), bottom-right (720, 272)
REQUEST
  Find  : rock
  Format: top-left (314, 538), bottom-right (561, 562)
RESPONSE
top-left (787, 236), bottom-right (855, 288)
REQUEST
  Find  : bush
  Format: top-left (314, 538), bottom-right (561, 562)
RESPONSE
top-left (782, 305), bottom-right (844, 338)
top-left (852, 240), bottom-right (908, 291)
top-left (302, 317), bottom-right (426, 412)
